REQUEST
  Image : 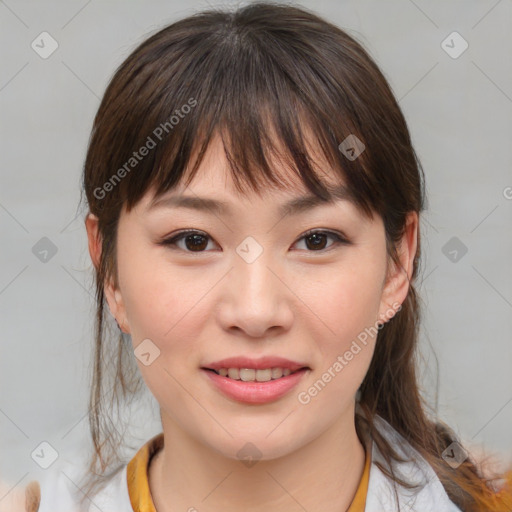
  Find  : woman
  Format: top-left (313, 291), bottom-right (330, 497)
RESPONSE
top-left (7, 2), bottom-right (511, 511)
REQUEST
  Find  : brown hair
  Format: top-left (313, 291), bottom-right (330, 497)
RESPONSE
top-left (76, 2), bottom-right (512, 510)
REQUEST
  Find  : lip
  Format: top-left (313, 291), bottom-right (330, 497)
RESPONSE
top-left (203, 356), bottom-right (309, 373)
top-left (202, 367), bottom-right (309, 404)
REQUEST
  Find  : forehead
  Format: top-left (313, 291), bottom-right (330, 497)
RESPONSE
top-left (143, 130), bottom-right (353, 212)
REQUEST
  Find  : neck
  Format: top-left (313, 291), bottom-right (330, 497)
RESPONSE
top-left (149, 408), bottom-right (367, 512)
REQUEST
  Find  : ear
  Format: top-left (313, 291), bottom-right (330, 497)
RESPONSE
top-left (85, 213), bottom-right (131, 334)
top-left (377, 211), bottom-right (418, 323)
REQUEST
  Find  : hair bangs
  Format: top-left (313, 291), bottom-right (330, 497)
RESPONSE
top-left (113, 16), bottom-right (378, 220)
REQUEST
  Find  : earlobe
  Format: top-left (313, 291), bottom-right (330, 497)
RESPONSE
top-left (104, 276), bottom-right (131, 334)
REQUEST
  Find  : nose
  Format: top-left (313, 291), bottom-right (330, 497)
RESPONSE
top-left (217, 253), bottom-right (294, 339)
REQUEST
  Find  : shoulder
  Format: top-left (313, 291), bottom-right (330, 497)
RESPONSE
top-left (0, 479), bottom-right (42, 512)
top-left (364, 415), bottom-right (463, 512)
top-left (0, 478), bottom-right (31, 512)
top-left (34, 462), bottom-right (132, 512)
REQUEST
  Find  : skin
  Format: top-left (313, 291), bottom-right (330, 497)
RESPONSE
top-left (86, 132), bottom-right (418, 512)
top-left (0, 480), bottom-right (39, 512)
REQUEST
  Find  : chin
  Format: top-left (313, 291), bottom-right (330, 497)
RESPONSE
top-left (203, 429), bottom-right (305, 464)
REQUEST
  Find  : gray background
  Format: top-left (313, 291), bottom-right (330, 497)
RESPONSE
top-left (1, 0), bottom-right (511, 491)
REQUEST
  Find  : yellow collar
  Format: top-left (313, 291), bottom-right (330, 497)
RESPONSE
top-left (126, 432), bottom-right (371, 511)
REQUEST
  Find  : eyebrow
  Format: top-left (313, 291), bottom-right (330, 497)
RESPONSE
top-left (147, 184), bottom-right (355, 218)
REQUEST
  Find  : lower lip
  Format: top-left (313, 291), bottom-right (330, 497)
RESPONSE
top-left (202, 368), bottom-right (308, 404)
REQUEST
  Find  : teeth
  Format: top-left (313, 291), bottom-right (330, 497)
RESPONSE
top-left (271, 367), bottom-right (282, 379)
top-left (255, 369), bottom-right (272, 382)
top-left (240, 368), bottom-right (256, 381)
top-left (227, 368), bottom-right (240, 380)
top-left (214, 367), bottom-right (297, 381)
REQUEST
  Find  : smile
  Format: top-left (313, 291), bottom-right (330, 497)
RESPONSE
top-left (206, 367), bottom-right (300, 381)
top-left (201, 367), bottom-right (310, 404)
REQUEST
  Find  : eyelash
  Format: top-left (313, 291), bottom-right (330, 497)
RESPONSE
top-left (158, 228), bottom-right (351, 254)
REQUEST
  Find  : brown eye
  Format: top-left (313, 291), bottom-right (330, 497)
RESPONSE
top-left (160, 230), bottom-right (214, 252)
top-left (294, 230), bottom-right (350, 252)
top-left (304, 232), bottom-right (329, 250)
top-left (182, 233), bottom-right (209, 251)
top-left (159, 229), bottom-right (350, 254)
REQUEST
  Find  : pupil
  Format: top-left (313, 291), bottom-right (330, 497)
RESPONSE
top-left (306, 233), bottom-right (326, 250)
top-left (186, 234), bottom-right (207, 251)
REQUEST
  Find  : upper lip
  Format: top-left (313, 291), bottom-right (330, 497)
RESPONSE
top-left (203, 356), bottom-right (309, 373)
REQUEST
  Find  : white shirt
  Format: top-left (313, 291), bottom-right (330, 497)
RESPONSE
top-left (37, 415), bottom-right (463, 511)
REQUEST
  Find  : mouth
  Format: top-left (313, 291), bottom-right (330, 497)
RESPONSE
top-left (200, 357), bottom-right (311, 404)
top-left (201, 366), bottom-right (309, 382)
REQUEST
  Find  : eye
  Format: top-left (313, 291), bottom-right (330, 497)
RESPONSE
top-left (158, 229), bottom-right (350, 253)
top-left (293, 229), bottom-right (350, 252)
top-left (159, 230), bottom-right (216, 252)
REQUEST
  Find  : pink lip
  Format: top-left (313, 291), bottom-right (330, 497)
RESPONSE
top-left (202, 367), bottom-right (309, 404)
top-left (203, 356), bottom-right (308, 373)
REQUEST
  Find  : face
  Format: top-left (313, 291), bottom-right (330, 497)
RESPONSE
top-left (87, 132), bottom-right (416, 462)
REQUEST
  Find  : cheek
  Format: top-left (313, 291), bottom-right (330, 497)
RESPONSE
top-left (118, 243), bottom-right (206, 342)
top-left (297, 249), bottom-right (386, 353)
top-left (294, 260), bottom-right (383, 416)
top-left (118, 254), bottom-right (208, 407)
